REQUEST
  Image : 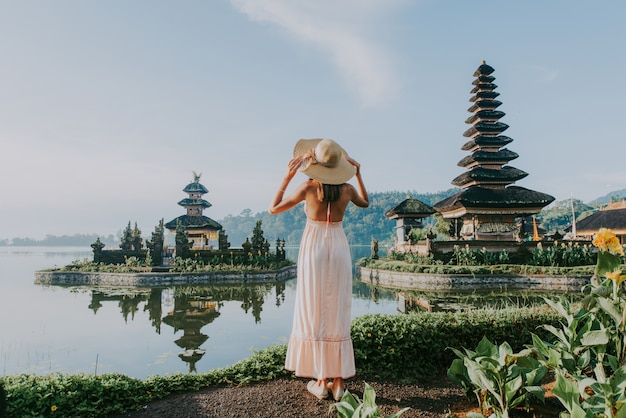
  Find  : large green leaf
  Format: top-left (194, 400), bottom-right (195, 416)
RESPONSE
top-left (362, 383), bottom-right (377, 410)
top-left (597, 296), bottom-right (624, 325)
top-left (579, 328), bottom-right (611, 347)
top-left (553, 373), bottom-right (592, 417)
top-left (596, 251), bottom-right (622, 278)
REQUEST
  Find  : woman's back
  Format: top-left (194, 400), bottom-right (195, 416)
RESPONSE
top-left (302, 180), bottom-right (366, 223)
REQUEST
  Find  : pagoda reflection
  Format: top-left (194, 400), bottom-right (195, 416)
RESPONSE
top-left (86, 282), bottom-right (287, 372)
top-left (162, 293), bottom-right (220, 373)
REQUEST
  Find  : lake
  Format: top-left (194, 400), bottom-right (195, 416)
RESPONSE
top-left (0, 246), bottom-right (399, 380)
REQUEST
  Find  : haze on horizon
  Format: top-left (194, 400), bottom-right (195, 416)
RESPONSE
top-left (2, 1), bottom-right (625, 240)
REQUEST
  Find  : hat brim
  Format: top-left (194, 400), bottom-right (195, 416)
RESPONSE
top-left (293, 138), bottom-right (356, 185)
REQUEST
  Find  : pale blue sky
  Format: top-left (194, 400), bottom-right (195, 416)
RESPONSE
top-left (1, 0), bottom-right (625, 239)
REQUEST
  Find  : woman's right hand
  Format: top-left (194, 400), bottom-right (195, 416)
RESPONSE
top-left (286, 156), bottom-right (302, 179)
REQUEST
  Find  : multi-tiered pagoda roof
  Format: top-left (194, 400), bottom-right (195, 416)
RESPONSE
top-left (434, 61), bottom-right (554, 240)
top-left (165, 173), bottom-right (222, 248)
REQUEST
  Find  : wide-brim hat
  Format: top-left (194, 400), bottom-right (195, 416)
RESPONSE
top-left (293, 138), bottom-right (356, 185)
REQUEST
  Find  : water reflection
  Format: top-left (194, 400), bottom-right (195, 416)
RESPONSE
top-left (84, 282), bottom-right (288, 372)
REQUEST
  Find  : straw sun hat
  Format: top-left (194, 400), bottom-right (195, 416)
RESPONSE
top-left (293, 138), bottom-right (356, 185)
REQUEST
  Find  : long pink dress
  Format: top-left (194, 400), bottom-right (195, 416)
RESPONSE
top-left (284, 217), bottom-right (356, 380)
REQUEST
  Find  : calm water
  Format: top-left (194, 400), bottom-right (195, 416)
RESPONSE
top-left (0, 246), bottom-right (398, 379)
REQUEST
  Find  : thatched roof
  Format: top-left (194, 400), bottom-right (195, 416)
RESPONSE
top-left (463, 121), bottom-right (509, 137)
top-left (467, 100), bottom-right (502, 112)
top-left (471, 83), bottom-right (498, 93)
top-left (465, 110), bottom-right (505, 124)
top-left (473, 61), bottom-right (495, 76)
top-left (472, 75), bottom-right (496, 84)
top-left (385, 198), bottom-right (435, 219)
top-left (433, 186), bottom-right (555, 214)
top-left (451, 166), bottom-right (528, 187)
top-left (183, 182), bottom-right (208, 194)
top-left (457, 149), bottom-right (519, 167)
top-left (576, 207), bottom-right (626, 233)
top-left (178, 198), bottom-right (212, 208)
top-left (461, 135), bottom-right (513, 151)
top-left (470, 91), bottom-right (500, 101)
top-left (165, 215), bottom-right (222, 231)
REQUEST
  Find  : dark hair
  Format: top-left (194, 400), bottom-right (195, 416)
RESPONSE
top-left (317, 183), bottom-right (342, 203)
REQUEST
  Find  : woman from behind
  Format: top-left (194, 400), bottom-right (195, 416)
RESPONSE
top-left (269, 138), bottom-right (369, 401)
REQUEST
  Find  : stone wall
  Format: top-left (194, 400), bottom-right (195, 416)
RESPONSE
top-left (34, 265), bottom-right (297, 287)
top-left (357, 266), bottom-right (590, 291)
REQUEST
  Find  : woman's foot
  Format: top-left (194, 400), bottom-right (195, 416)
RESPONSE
top-left (327, 381), bottom-right (345, 401)
top-left (307, 380), bottom-right (328, 400)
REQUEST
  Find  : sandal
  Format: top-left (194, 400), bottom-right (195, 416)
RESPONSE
top-left (327, 382), bottom-right (345, 401)
top-left (307, 380), bottom-right (328, 400)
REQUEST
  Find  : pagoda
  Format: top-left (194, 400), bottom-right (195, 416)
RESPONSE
top-left (165, 172), bottom-right (222, 249)
top-left (433, 61), bottom-right (554, 241)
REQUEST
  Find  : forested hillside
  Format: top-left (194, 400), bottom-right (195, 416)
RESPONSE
top-left (4, 189), bottom-right (620, 248)
top-left (219, 189), bottom-right (459, 248)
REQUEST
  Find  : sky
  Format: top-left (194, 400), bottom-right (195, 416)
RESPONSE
top-left (1, 0), bottom-right (625, 240)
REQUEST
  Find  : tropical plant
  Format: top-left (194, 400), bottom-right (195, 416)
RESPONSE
top-left (329, 382), bottom-right (409, 418)
top-left (447, 336), bottom-right (547, 418)
top-left (530, 228), bottom-right (626, 417)
top-left (529, 241), bottom-right (595, 267)
top-left (552, 366), bottom-right (626, 418)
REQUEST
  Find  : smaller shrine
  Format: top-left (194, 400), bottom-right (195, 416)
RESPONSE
top-left (165, 172), bottom-right (222, 250)
top-left (385, 197), bottom-right (435, 246)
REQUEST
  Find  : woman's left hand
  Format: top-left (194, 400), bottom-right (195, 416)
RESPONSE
top-left (345, 156), bottom-right (361, 175)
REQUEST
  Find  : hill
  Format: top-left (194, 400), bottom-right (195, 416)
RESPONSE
top-left (589, 188), bottom-right (626, 205)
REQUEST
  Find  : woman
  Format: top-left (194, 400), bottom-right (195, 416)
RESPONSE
top-left (269, 138), bottom-right (369, 401)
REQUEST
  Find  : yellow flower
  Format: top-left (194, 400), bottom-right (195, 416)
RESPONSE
top-left (593, 228), bottom-right (623, 255)
top-left (367, 333), bottom-right (372, 338)
top-left (51, 405), bottom-right (58, 412)
top-left (608, 239), bottom-right (625, 256)
top-left (606, 269), bottom-right (626, 286)
top-left (593, 228), bottom-right (610, 251)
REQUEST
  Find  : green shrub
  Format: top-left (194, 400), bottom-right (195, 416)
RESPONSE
top-left (2, 373), bottom-right (148, 417)
top-left (351, 308), bottom-right (560, 382)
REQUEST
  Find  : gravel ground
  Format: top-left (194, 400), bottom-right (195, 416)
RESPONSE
top-left (111, 374), bottom-right (564, 418)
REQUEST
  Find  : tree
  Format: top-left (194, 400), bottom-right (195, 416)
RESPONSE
top-left (120, 222), bottom-right (133, 251)
top-left (131, 222), bottom-right (143, 252)
top-left (432, 213), bottom-right (452, 240)
top-left (251, 220), bottom-right (265, 255)
top-left (175, 219), bottom-right (191, 258)
top-left (146, 219), bottom-right (165, 266)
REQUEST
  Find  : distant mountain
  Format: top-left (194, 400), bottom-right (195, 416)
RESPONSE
top-left (589, 188), bottom-right (626, 205)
